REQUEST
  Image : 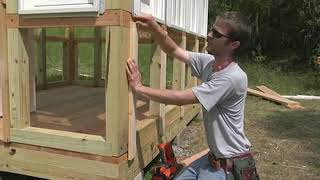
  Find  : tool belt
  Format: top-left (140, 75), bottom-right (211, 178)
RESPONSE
top-left (208, 152), bottom-right (259, 180)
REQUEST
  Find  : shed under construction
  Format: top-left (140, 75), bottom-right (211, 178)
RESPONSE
top-left (0, 0), bottom-right (208, 179)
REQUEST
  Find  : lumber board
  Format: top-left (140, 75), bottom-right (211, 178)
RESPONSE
top-left (6, 10), bottom-right (133, 28)
top-left (128, 22), bottom-right (138, 160)
top-left (36, 28), bottom-right (47, 89)
top-left (106, 26), bottom-right (131, 156)
top-left (5, 0), bottom-right (16, 14)
top-left (149, 43), bottom-right (167, 133)
top-left (0, 146), bottom-right (121, 180)
top-left (28, 29), bottom-right (36, 113)
top-left (172, 32), bottom-right (186, 117)
top-left (7, 28), bottom-right (31, 129)
top-left (256, 85), bottom-right (282, 97)
top-left (247, 88), bottom-right (303, 109)
top-left (106, 0), bottom-right (131, 11)
top-left (181, 148), bottom-right (209, 166)
top-left (94, 27), bottom-right (103, 87)
top-left (11, 127), bottom-right (113, 156)
top-left (0, 2), bottom-right (9, 141)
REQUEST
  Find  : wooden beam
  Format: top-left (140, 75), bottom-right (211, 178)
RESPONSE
top-left (5, 0), bottom-right (16, 14)
top-left (105, 26), bottom-right (131, 156)
top-left (36, 28), bottom-right (47, 90)
top-left (256, 85), bottom-right (282, 97)
top-left (0, 2), bottom-right (10, 141)
top-left (128, 22), bottom-right (138, 161)
top-left (6, 10), bottom-right (133, 28)
top-left (172, 32), bottom-right (186, 117)
top-left (11, 127), bottom-right (113, 156)
top-left (67, 28), bottom-right (77, 82)
top-left (106, 0), bottom-right (132, 12)
top-left (94, 27), bottom-right (102, 87)
top-left (7, 29), bottom-right (31, 129)
top-left (247, 88), bottom-right (304, 109)
top-left (149, 42), bottom-right (167, 133)
top-left (0, 146), bottom-right (121, 180)
top-left (28, 29), bottom-right (36, 113)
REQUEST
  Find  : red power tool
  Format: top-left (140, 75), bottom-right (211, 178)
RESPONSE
top-left (152, 142), bottom-right (183, 180)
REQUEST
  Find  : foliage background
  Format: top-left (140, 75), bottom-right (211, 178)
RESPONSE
top-left (208, 0), bottom-right (320, 72)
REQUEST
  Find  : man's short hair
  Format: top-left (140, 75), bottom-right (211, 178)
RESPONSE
top-left (216, 11), bottom-right (251, 47)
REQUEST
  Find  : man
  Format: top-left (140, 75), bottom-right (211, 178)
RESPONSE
top-left (126, 12), bottom-right (259, 180)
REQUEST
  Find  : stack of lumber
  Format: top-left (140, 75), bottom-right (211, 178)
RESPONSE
top-left (247, 85), bottom-right (304, 110)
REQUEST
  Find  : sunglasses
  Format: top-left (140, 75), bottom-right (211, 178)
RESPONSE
top-left (209, 27), bottom-right (233, 40)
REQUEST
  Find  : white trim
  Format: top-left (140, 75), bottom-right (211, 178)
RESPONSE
top-left (18, 0), bottom-right (102, 15)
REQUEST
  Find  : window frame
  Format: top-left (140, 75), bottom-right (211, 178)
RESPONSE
top-left (18, 0), bottom-right (103, 15)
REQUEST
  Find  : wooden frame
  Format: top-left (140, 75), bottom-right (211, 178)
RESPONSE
top-left (0, 0), bottom-right (207, 179)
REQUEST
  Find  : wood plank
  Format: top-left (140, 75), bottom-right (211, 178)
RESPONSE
top-left (35, 35), bottom-right (68, 42)
top-left (5, 0), bottom-right (16, 14)
top-left (180, 148), bottom-right (209, 166)
top-left (149, 42), bottom-right (167, 133)
top-left (11, 143), bottom-right (127, 164)
top-left (0, 146), bottom-right (121, 180)
top-left (256, 85), bottom-right (282, 97)
top-left (247, 88), bottom-right (304, 109)
top-left (172, 32), bottom-right (186, 117)
top-left (11, 127), bottom-right (113, 156)
top-left (106, 26), bottom-right (130, 156)
top-left (7, 29), bottom-right (31, 129)
top-left (128, 22), bottom-right (138, 161)
top-left (106, 0), bottom-right (132, 12)
top-left (36, 28), bottom-right (47, 90)
top-left (0, 2), bottom-right (10, 141)
top-left (67, 28), bottom-right (76, 82)
top-left (7, 10), bottom-right (133, 28)
top-left (28, 29), bottom-right (37, 113)
top-left (94, 27), bottom-right (103, 87)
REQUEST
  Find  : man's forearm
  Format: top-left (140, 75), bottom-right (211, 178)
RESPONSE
top-left (135, 85), bottom-right (197, 106)
top-left (149, 22), bottom-right (179, 56)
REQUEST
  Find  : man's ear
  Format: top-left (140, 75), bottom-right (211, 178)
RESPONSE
top-left (231, 41), bottom-right (241, 50)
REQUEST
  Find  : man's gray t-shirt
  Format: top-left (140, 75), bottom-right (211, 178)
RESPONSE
top-left (188, 52), bottom-right (251, 158)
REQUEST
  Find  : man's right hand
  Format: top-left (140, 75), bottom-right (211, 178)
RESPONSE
top-left (132, 13), bottom-right (158, 30)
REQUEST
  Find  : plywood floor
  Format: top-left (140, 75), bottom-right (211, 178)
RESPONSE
top-left (31, 86), bottom-right (150, 137)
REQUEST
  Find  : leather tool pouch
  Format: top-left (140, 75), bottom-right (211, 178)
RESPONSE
top-left (232, 157), bottom-right (259, 180)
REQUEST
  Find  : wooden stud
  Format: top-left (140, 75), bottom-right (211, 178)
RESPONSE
top-left (106, 0), bottom-right (132, 12)
top-left (0, 2), bottom-right (10, 141)
top-left (36, 28), bottom-right (47, 90)
top-left (193, 38), bottom-right (200, 86)
top-left (172, 32), bottom-right (186, 117)
top-left (94, 27), bottom-right (102, 87)
top-left (149, 40), bottom-right (167, 133)
top-left (28, 29), bottom-right (36, 113)
top-left (62, 29), bottom-right (69, 83)
top-left (7, 28), bottom-right (31, 129)
top-left (128, 22), bottom-right (138, 160)
top-left (67, 28), bottom-right (77, 82)
top-left (105, 26), bottom-right (131, 156)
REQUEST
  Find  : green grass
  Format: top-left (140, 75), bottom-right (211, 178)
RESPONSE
top-left (239, 62), bottom-right (320, 95)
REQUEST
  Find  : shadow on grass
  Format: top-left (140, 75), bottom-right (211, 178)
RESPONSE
top-left (262, 108), bottom-right (320, 170)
